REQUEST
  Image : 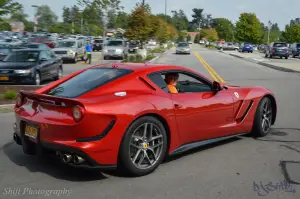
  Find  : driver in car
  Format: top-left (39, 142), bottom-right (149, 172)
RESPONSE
top-left (165, 73), bottom-right (179, 94)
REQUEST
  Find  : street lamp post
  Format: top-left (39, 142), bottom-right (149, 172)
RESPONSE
top-left (267, 21), bottom-right (272, 44)
top-left (102, 9), bottom-right (108, 63)
top-left (79, 10), bottom-right (84, 35)
top-left (31, 5), bottom-right (38, 32)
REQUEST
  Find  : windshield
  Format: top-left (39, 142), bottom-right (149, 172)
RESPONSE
top-left (47, 68), bottom-right (132, 98)
top-left (106, 41), bottom-right (123, 46)
top-left (274, 43), bottom-right (287, 47)
top-left (0, 48), bottom-right (10, 55)
top-left (178, 43), bottom-right (188, 47)
top-left (56, 41), bottom-right (76, 48)
top-left (297, 44), bottom-right (300, 48)
top-left (3, 51), bottom-right (39, 62)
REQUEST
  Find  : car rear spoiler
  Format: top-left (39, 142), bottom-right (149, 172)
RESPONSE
top-left (19, 90), bottom-right (84, 107)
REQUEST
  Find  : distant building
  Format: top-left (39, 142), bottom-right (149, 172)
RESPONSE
top-left (10, 21), bottom-right (24, 32)
top-left (188, 32), bottom-right (198, 42)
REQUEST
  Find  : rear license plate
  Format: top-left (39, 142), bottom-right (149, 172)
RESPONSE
top-left (0, 76), bottom-right (8, 81)
top-left (24, 125), bottom-right (38, 139)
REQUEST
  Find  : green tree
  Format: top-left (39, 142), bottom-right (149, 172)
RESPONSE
top-left (124, 4), bottom-right (152, 48)
top-left (194, 33), bottom-right (200, 43)
top-left (187, 34), bottom-right (191, 41)
top-left (0, 0), bottom-right (22, 21)
top-left (36, 5), bottom-right (58, 31)
top-left (281, 24), bottom-right (300, 43)
top-left (235, 13), bottom-right (263, 44)
top-left (9, 5), bottom-right (34, 32)
top-left (211, 18), bottom-right (235, 42)
top-left (0, 22), bottom-right (11, 31)
top-left (191, 8), bottom-right (204, 29)
top-left (171, 10), bottom-right (189, 31)
top-left (200, 28), bottom-right (219, 41)
top-left (107, 11), bottom-right (128, 29)
top-left (62, 6), bottom-right (71, 23)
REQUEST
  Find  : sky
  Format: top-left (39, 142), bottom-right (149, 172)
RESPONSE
top-left (16, 0), bottom-right (300, 30)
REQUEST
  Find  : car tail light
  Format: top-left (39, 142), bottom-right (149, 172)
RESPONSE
top-left (72, 105), bottom-right (84, 122)
top-left (272, 48), bottom-right (275, 51)
top-left (15, 94), bottom-right (23, 107)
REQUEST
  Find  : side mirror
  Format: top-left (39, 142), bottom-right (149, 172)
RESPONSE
top-left (212, 81), bottom-right (222, 92)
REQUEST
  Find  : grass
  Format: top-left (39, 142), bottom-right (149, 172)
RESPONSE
top-left (2, 90), bottom-right (17, 100)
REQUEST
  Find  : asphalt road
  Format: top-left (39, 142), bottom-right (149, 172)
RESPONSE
top-left (0, 44), bottom-right (299, 199)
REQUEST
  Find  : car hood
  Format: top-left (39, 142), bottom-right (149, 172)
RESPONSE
top-left (0, 62), bottom-right (37, 69)
top-left (53, 47), bottom-right (72, 51)
top-left (104, 46), bottom-right (124, 50)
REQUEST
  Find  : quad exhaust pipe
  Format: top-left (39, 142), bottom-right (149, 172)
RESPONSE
top-left (73, 155), bottom-right (84, 164)
top-left (62, 154), bottom-right (72, 163)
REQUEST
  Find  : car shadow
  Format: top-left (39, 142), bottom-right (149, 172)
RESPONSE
top-left (162, 137), bottom-right (242, 164)
top-left (3, 143), bottom-right (107, 182)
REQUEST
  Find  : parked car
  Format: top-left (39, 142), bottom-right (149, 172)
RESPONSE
top-left (0, 49), bottom-right (63, 85)
top-left (239, 43), bottom-right (253, 53)
top-left (222, 43), bottom-right (239, 51)
top-left (265, 42), bottom-right (289, 59)
top-left (20, 43), bottom-right (51, 50)
top-left (289, 43), bottom-right (300, 58)
top-left (176, 42), bottom-right (191, 54)
top-left (128, 41), bottom-right (140, 54)
top-left (103, 39), bottom-right (128, 60)
top-left (92, 38), bottom-right (103, 51)
top-left (29, 36), bottom-right (56, 48)
top-left (53, 39), bottom-right (86, 63)
top-left (0, 42), bottom-right (24, 61)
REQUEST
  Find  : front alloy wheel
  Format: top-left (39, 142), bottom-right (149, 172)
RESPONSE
top-left (252, 97), bottom-right (273, 137)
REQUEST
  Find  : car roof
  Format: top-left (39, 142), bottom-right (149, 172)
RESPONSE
top-left (13, 48), bottom-right (44, 52)
top-left (92, 63), bottom-right (189, 73)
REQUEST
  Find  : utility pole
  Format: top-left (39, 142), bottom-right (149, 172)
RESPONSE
top-left (72, 22), bottom-right (74, 34)
top-left (267, 21), bottom-right (272, 44)
top-left (165, 0), bottom-right (167, 16)
top-left (142, 0), bottom-right (145, 6)
top-left (31, 5), bottom-right (38, 32)
top-left (102, 9), bottom-right (108, 63)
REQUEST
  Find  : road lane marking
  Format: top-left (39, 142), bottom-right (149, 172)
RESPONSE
top-left (193, 52), bottom-right (218, 81)
top-left (193, 51), bottom-right (225, 83)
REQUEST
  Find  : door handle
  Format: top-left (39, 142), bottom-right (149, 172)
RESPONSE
top-left (174, 104), bottom-right (182, 108)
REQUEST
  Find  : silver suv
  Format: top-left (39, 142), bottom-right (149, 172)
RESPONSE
top-left (53, 39), bottom-right (86, 63)
top-left (103, 39), bottom-right (128, 60)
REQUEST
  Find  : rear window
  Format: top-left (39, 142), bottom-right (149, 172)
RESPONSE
top-left (47, 68), bottom-right (132, 98)
top-left (297, 44), bottom-right (300, 48)
top-left (273, 43), bottom-right (287, 47)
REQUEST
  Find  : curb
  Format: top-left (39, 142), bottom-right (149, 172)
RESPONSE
top-left (226, 53), bottom-right (300, 73)
top-left (0, 104), bottom-right (14, 113)
top-left (148, 47), bottom-right (175, 63)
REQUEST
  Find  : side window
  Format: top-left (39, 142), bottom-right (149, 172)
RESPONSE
top-left (175, 73), bottom-right (212, 93)
top-left (148, 71), bottom-right (212, 94)
top-left (39, 51), bottom-right (49, 60)
top-left (148, 73), bottom-right (169, 92)
top-left (46, 50), bottom-right (56, 58)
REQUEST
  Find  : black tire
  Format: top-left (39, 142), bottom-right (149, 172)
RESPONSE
top-left (53, 66), bottom-right (63, 80)
top-left (265, 53), bottom-right (268, 58)
top-left (73, 54), bottom-right (77, 63)
top-left (269, 54), bottom-right (272, 58)
top-left (118, 116), bottom-right (168, 176)
top-left (285, 56), bottom-right (288, 59)
top-left (251, 97), bottom-right (273, 137)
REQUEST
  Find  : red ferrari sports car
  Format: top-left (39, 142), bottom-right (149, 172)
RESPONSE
top-left (13, 63), bottom-right (277, 176)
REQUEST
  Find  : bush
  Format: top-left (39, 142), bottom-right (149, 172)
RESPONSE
top-left (146, 53), bottom-right (155, 61)
top-left (167, 43), bottom-right (173, 49)
top-left (135, 54), bottom-right (144, 62)
top-left (3, 90), bottom-right (17, 100)
top-left (150, 47), bottom-right (165, 53)
top-left (129, 55), bottom-right (136, 62)
top-left (205, 44), bottom-right (216, 49)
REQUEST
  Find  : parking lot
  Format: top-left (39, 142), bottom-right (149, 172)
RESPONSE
top-left (0, 44), bottom-right (299, 199)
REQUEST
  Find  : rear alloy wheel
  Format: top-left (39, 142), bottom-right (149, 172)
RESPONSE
top-left (119, 116), bottom-right (167, 176)
top-left (34, 72), bottom-right (41, 85)
top-left (252, 97), bottom-right (273, 137)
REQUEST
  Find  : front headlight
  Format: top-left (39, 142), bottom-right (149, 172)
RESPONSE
top-left (69, 50), bottom-right (75, 54)
top-left (15, 69), bottom-right (31, 74)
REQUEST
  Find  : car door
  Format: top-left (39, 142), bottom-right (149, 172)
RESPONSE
top-left (46, 50), bottom-right (59, 76)
top-left (161, 70), bottom-right (235, 144)
top-left (38, 50), bottom-right (52, 79)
